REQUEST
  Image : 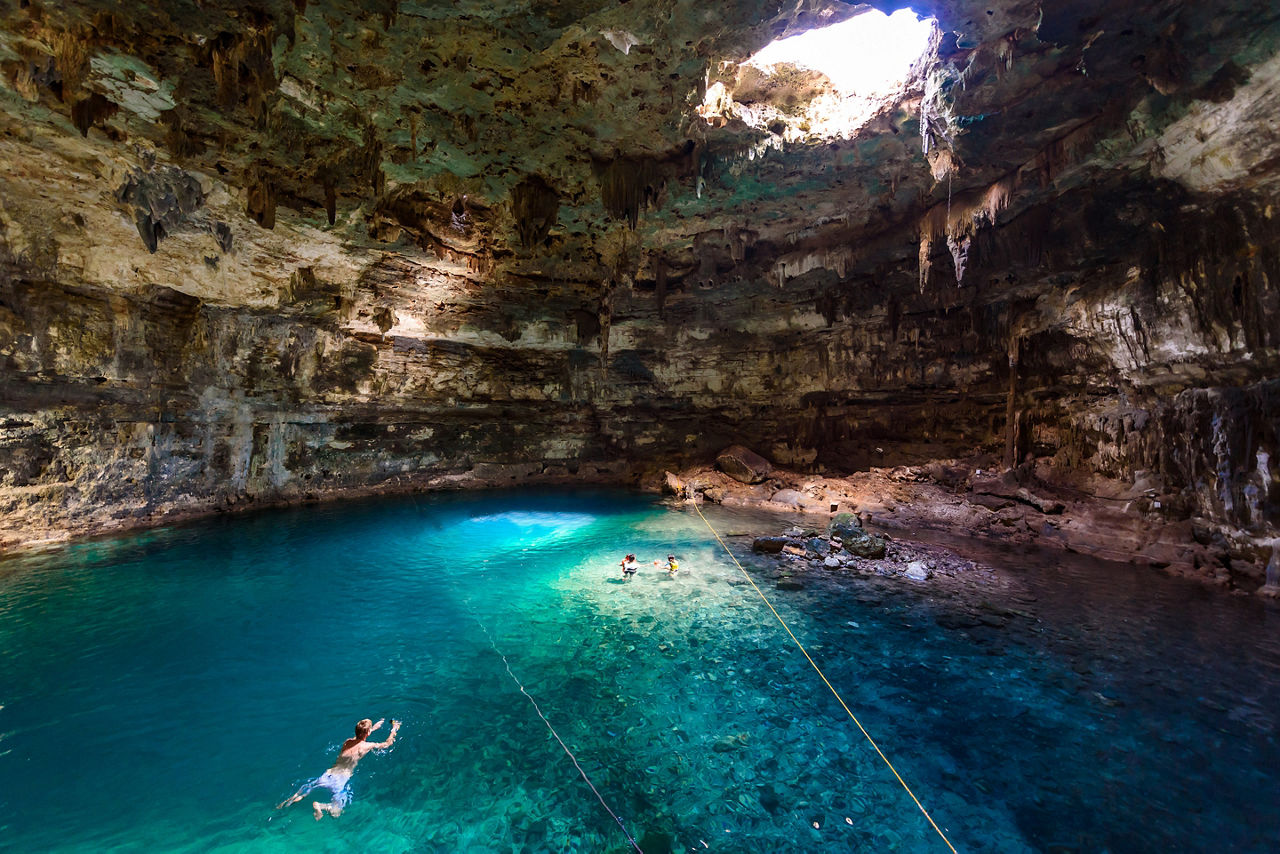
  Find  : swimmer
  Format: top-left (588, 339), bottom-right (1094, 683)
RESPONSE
top-left (278, 717), bottom-right (401, 819)
top-left (666, 554), bottom-right (679, 575)
top-left (620, 554), bottom-right (639, 578)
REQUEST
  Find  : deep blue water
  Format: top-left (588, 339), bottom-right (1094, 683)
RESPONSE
top-left (1, 489), bottom-right (1278, 853)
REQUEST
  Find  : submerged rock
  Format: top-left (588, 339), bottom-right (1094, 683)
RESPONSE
top-left (638, 830), bottom-right (675, 854)
top-left (753, 536), bottom-right (789, 554)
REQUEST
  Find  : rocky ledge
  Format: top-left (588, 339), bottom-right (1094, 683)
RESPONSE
top-left (660, 444), bottom-right (1277, 594)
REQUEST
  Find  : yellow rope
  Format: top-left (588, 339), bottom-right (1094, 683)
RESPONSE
top-left (691, 501), bottom-right (958, 854)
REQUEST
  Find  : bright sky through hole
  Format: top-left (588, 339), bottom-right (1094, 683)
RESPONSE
top-left (748, 9), bottom-right (935, 94)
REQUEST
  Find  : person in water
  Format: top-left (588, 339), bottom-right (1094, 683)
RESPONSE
top-left (278, 717), bottom-right (401, 819)
top-left (666, 554), bottom-right (679, 575)
top-left (620, 554), bottom-right (639, 578)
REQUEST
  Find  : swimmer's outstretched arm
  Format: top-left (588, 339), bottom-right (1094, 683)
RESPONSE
top-left (367, 719), bottom-right (401, 750)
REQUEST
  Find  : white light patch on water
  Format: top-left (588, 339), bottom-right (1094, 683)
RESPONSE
top-left (463, 511), bottom-right (598, 544)
top-left (468, 510), bottom-right (595, 529)
top-left (748, 8), bottom-right (934, 95)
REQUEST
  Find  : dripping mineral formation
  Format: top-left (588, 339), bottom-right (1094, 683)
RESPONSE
top-left (1, 1), bottom-right (1277, 590)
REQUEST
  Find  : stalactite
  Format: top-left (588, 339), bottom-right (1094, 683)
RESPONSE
top-left (654, 254), bottom-right (668, 318)
top-left (323, 179), bottom-right (336, 226)
top-left (1003, 333), bottom-right (1023, 471)
top-left (450, 197), bottom-right (469, 233)
top-left (212, 221), bottom-right (233, 253)
top-left (210, 24), bottom-right (277, 116)
top-left (51, 28), bottom-right (90, 103)
top-left (246, 165), bottom-right (276, 229)
top-left (70, 92), bottom-right (117, 137)
top-left (406, 109), bottom-right (418, 158)
top-left (357, 124), bottom-right (383, 195)
top-left (598, 279), bottom-right (613, 372)
top-left (600, 158), bottom-right (661, 229)
top-left (211, 32), bottom-right (241, 110)
top-left (919, 174), bottom-right (1016, 287)
top-left (510, 175), bottom-right (559, 249)
top-left (161, 107), bottom-right (202, 159)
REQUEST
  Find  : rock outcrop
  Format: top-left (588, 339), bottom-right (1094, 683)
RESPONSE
top-left (0, 1), bottom-right (1277, 587)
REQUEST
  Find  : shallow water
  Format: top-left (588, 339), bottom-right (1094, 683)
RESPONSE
top-left (1, 489), bottom-right (1278, 853)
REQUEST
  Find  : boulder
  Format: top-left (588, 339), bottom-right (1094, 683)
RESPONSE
top-left (843, 532), bottom-right (887, 559)
top-left (662, 470), bottom-right (686, 496)
top-left (770, 488), bottom-right (806, 506)
top-left (828, 512), bottom-right (863, 540)
top-left (904, 561), bottom-right (930, 581)
top-left (752, 536), bottom-right (789, 554)
top-left (805, 537), bottom-right (830, 556)
top-left (702, 486), bottom-right (725, 503)
top-left (715, 445), bottom-right (773, 484)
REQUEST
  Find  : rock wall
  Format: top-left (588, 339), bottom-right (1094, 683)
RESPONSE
top-left (1, 0), bottom-right (1278, 584)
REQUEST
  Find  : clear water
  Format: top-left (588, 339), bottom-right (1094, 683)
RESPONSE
top-left (1, 489), bottom-right (1278, 853)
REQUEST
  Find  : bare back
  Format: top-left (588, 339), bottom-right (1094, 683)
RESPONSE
top-left (327, 727), bottom-right (396, 779)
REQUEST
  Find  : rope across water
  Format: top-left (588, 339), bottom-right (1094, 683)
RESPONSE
top-left (691, 501), bottom-right (959, 853)
top-left (465, 601), bottom-right (645, 853)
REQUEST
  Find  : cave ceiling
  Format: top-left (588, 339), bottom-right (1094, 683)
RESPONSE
top-left (3, 0), bottom-right (1277, 305)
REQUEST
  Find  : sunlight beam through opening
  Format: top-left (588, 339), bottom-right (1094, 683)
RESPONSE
top-left (748, 8), bottom-right (935, 95)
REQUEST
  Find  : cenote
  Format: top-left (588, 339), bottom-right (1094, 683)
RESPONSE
top-left (2, 489), bottom-right (1278, 853)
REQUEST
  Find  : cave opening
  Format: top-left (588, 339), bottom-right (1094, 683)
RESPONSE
top-left (748, 8), bottom-right (935, 96)
top-left (699, 7), bottom-right (937, 140)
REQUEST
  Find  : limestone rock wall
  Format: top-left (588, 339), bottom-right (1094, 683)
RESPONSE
top-left (1, 0), bottom-right (1278, 580)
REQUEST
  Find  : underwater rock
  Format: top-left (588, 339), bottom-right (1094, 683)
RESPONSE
top-left (935, 612), bottom-right (984, 630)
top-left (776, 579), bottom-right (804, 591)
top-left (753, 536), bottom-right (789, 554)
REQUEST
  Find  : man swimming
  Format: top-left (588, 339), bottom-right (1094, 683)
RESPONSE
top-left (278, 717), bottom-right (401, 819)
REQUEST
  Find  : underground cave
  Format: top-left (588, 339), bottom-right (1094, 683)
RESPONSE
top-left (1, 1), bottom-right (1279, 851)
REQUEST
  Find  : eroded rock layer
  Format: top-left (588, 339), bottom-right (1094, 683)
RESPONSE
top-left (1, 0), bottom-right (1278, 585)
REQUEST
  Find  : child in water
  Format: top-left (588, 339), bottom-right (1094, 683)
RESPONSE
top-left (620, 554), bottom-right (639, 578)
top-left (666, 554), bottom-right (679, 575)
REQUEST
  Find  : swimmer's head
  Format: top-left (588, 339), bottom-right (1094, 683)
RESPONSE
top-left (668, 555), bottom-right (675, 560)
top-left (355, 719), bottom-right (374, 739)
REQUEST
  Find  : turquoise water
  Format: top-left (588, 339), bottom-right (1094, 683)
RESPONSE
top-left (1, 489), bottom-right (1278, 853)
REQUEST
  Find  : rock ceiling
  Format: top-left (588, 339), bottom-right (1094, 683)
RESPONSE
top-left (5, 0), bottom-right (1275, 299)
top-left (1, 0), bottom-right (1278, 581)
